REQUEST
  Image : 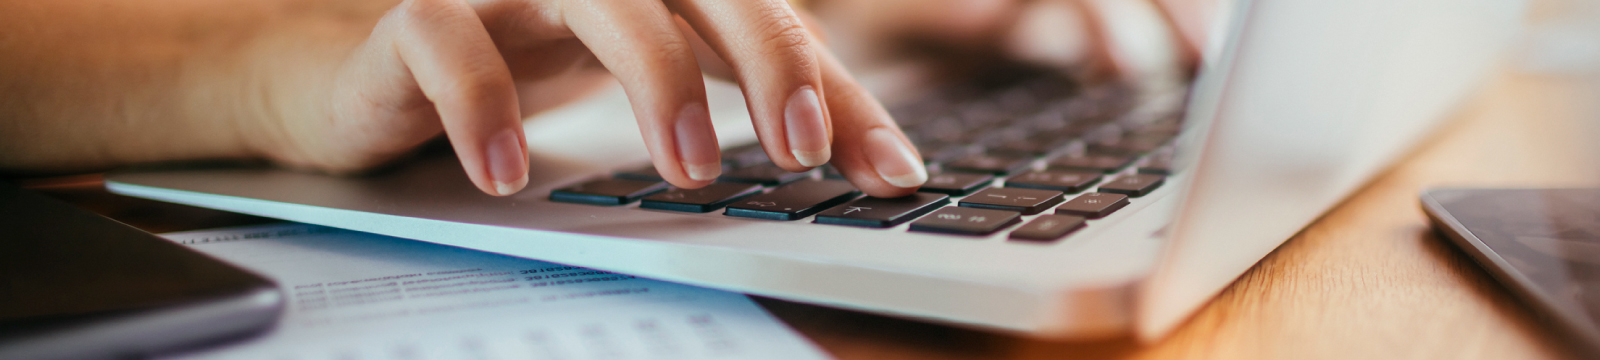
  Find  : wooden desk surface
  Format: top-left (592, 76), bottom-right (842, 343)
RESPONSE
top-left (29, 70), bottom-right (1598, 360)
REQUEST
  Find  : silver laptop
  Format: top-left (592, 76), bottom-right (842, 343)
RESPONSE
top-left (105, 0), bottom-right (1522, 340)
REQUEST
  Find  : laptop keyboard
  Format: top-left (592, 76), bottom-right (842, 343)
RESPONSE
top-left (549, 75), bottom-right (1186, 243)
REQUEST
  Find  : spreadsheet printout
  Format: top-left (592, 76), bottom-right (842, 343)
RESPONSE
top-left (157, 224), bottom-right (829, 360)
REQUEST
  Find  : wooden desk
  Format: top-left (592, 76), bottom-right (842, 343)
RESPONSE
top-left (29, 70), bottom-right (1598, 360)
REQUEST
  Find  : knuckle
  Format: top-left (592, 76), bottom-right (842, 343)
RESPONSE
top-left (399, 0), bottom-right (453, 23)
top-left (644, 35), bottom-right (698, 73)
top-left (439, 63), bottom-right (510, 103)
top-left (751, 3), bottom-right (815, 62)
top-left (393, 0), bottom-right (476, 34)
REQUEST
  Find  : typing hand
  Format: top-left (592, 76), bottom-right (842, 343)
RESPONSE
top-left (809, 0), bottom-right (1216, 84)
top-left (260, 0), bottom-right (927, 198)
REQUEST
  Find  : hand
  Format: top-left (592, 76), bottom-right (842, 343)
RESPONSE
top-left (809, 0), bottom-right (1217, 84)
top-left (252, 0), bottom-right (928, 197)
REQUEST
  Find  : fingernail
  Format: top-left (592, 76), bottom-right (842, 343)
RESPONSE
top-left (486, 129), bottom-right (528, 196)
top-left (862, 127), bottom-right (927, 188)
top-left (674, 104), bottom-right (722, 181)
top-left (785, 86), bottom-right (831, 167)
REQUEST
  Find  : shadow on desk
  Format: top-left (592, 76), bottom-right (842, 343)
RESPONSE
top-left (757, 297), bottom-right (1143, 360)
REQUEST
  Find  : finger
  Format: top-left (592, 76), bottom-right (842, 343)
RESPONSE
top-left (1002, 0), bottom-right (1101, 75)
top-left (1152, 0), bottom-right (1219, 58)
top-left (676, 17), bottom-right (736, 80)
top-left (665, 0), bottom-right (833, 171)
top-left (810, 0), bottom-right (1014, 49)
top-left (381, 0), bottom-right (527, 196)
top-left (1077, 0), bottom-right (1189, 82)
top-left (813, 46), bottom-right (927, 198)
top-left (561, 0), bottom-right (720, 189)
top-left (676, 9), bottom-right (830, 82)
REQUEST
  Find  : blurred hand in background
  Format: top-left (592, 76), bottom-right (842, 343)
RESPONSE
top-left (806, 0), bottom-right (1218, 92)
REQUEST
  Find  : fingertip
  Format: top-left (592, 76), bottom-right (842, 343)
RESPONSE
top-left (858, 182), bottom-right (919, 198)
top-left (672, 104), bottom-right (723, 182)
top-left (792, 148), bottom-right (831, 168)
top-left (882, 168), bottom-right (928, 188)
top-left (861, 127), bottom-right (927, 188)
top-left (484, 129), bottom-right (530, 196)
top-left (491, 176), bottom-right (529, 197)
top-left (684, 162), bottom-right (723, 182)
top-left (662, 172), bottom-right (715, 190)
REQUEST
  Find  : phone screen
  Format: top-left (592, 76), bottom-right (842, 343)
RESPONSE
top-left (0, 181), bottom-right (280, 350)
top-left (1425, 188), bottom-right (1600, 354)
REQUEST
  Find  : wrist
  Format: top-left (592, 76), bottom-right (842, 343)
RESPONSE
top-left (206, 7), bottom-right (387, 170)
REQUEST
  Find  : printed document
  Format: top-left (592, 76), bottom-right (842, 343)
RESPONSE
top-left (158, 224), bottom-right (829, 360)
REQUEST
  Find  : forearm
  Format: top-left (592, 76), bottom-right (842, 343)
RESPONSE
top-left (0, 0), bottom-right (388, 174)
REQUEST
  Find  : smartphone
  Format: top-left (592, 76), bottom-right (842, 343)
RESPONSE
top-left (0, 181), bottom-right (283, 360)
top-left (1422, 188), bottom-right (1600, 357)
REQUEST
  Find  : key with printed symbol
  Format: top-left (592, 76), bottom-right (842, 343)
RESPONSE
top-left (1054, 192), bottom-right (1129, 219)
top-left (917, 173), bottom-right (994, 196)
top-left (814, 193), bottom-right (950, 228)
top-left (549, 179), bottom-right (667, 206)
top-left (908, 207), bottom-right (1022, 236)
top-left (943, 154), bottom-right (1033, 175)
top-left (1009, 215), bottom-right (1088, 242)
top-left (1097, 174), bottom-right (1164, 197)
top-left (639, 183), bottom-right (764, 213)
top-left (1004, 170), bottom-right (1101, 194)
top-left (958, 188), bottom-right (1065, 215)
top-left (724, 180), bottom-right (860, 220)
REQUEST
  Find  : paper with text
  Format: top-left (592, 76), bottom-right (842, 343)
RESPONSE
top-left (158, 224), bottom-right (829, 360)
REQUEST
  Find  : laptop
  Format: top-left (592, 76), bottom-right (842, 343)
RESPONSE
top-left (104, 0), bottom-right (1523, 340)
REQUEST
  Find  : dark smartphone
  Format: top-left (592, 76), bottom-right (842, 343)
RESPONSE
top-left (0, 181), bottom-right (283, 359)
top-left (1422, 188), bottom-right (1600, 357)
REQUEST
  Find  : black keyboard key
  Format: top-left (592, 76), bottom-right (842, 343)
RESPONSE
top-left (1047, 154), bottom-right (1134, 173)
top-left (1139, 156), bottom-right (1174, 175)
top-left (1087, 142), bottom-right (1163, 156)
top-left (1054, 192), bottom-right (1128, 219)
top-left (814, 193), bottom-right (950, 228)
top-left (550, 179), bottom-right (667, 206)
top-left (943, 154), bottom-right (1033, 175)
top-left (1005, 170), bottom-right (1102, 194)
top-left (639, 183), bottom-right (764, 213)
top-left (1098, 174), bottom-right (1164, 197)
top-left (719, 163), bottom-right (813, 185)
top-left (1088, 133), bottom-right (1171, 156)
top-left (918, 173), bottom-right (994, 196)
top-left (985, 136), bottom-right (1067, 157)
top-left (958, 188), bottom-right (1065, 215)
top-left (613, 165), bottom-right (664, 181)
top-left (725, 180), bottom-right (859, 220)
top-left (721, 144), bottom-right (770, 169)
top-left (916, 142), bottom-right (979, 164)
top-left (912, 117), bottom-right (975, 143)
top-left (908, 207), bottom-right (1022, 236)
top-left (1009, 215), bottom-right (1088, 242)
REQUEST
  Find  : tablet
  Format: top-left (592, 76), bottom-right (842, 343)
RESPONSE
top-left (0, 182), bottom-right (283, 359)
top-left (1422, 188), bottom-right (1600, 357)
